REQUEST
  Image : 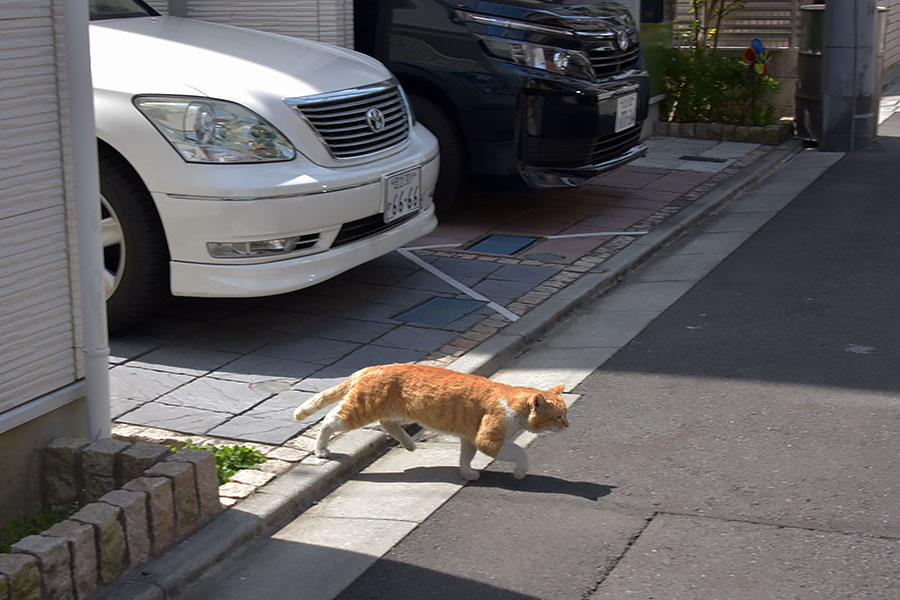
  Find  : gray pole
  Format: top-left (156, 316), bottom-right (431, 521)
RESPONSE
top-left (168, 0), bottom-right (187, 17)
top-left (820, 0), bottom-right (879, 152)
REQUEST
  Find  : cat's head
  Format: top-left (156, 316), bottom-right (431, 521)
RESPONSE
top-left (527, 384), bottom-right (569, 432)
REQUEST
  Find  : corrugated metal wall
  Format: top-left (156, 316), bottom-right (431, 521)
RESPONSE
top-left (146, 0), bottom-right (354, 48)
top-left (0, 0), bottom-right (80, 416)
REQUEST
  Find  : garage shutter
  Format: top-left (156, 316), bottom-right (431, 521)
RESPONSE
top-left (0, 1), bottom-right (80, 414)
top-left (147, 0), bottom-right (354, 48)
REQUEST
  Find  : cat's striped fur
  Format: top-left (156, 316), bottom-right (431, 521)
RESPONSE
top-left (293, 363), bottom-right (568, 480)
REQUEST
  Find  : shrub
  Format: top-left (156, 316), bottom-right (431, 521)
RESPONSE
top-left (174, 440), bottom-right (266, 485)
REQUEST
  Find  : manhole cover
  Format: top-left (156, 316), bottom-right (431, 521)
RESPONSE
top-left (393, 297), bottom-right (483, 326)
top-left (466, 234), bottom-right (537, 255)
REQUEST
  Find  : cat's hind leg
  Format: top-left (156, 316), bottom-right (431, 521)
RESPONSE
top-left (458, 438), bottom-right (480, 481)
top-left (380, 420), bottom-right (416, 452)
top-left (495, 441), bottom-right (529, 479)
top-left (315, 405), bottom-right (347, 459)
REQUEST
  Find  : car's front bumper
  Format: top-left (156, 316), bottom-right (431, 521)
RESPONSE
top-left (168, 201), bottom-right (437, 297)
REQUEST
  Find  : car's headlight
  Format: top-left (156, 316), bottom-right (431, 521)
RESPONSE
top-left (479, 36), bottom-right (595, 82)
top-left (134, 96), bottom-right (295, 163)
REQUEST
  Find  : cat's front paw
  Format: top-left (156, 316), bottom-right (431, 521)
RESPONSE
top-left (459, 468), bottom-right (481, 481)
top-left (513, 467), bottom-right (527, 480)
top-left (314, 448), bottom-right (331, 459)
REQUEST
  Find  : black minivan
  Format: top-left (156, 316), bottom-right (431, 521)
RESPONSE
top-left (354, 0), bottom-right (649, 211)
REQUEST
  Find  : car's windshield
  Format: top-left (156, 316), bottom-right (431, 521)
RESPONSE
top-left (89, 0), bottom-right (158, 21)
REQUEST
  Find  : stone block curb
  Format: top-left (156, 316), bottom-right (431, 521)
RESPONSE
top-left (88, 138), bottom-right (803, 600)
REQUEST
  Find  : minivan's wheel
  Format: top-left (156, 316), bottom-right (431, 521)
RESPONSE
top-left (408, 93), bottom-right (466, 216)
top-left (100, 153), bottom-right (169, 333)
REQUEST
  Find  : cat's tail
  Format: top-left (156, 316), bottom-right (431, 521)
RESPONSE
top-left (292, 380), bottom-right (349, 421)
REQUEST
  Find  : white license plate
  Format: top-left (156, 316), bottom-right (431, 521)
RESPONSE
top-left (615, 93), bottom-right (637, 133)
top-left (384, 167), bottom-right (421, 223)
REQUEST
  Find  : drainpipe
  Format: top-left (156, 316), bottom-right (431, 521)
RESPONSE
top-left (64, 0), bottom-right (111, 440)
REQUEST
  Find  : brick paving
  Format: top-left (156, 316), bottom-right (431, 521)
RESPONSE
top-left (109, 136), bottom-right (771, 482)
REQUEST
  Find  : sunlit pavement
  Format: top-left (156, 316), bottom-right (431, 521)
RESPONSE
top-left (109, 135), bottom-right (772, 456)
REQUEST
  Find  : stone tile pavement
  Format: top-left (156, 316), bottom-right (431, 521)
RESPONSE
top-left (108, 135), bottom-right (779, 491)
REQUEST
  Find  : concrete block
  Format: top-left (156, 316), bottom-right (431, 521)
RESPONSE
top-left (0, 573), bottom-right (6, 600)
top-left (166, 449), bottom-right (223, 523)
top-left (81, 438), bottom-right (131, 501)
top-left (0, 554), bottom-right (40, 600)
top-left (10, 535), bottom-right (73, 600)
top-left (144, 461), bottom-right (199, 539)
top-left (120, 442), bottom-right (172, 483)
top-left (71, 503), bottom-right (126, 584)
top-left (41, 437), bottom-right (91, 506)
top-left (43, 520), bottom-right (98, 600)
top-left (123, 477), bottom-right (175, 555)
top-left (100, 490), bottom-right (150, 568)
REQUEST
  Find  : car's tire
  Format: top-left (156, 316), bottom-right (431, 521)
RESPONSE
top-left (99, 152), bottom-right (169, 333)
top-left (407, 93), bottom-right (466, 216)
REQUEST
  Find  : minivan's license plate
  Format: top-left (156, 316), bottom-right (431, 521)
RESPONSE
top-left (615, 93), bottom-right (637, 133)
top-left (384, 167), bottom-right (421, 223)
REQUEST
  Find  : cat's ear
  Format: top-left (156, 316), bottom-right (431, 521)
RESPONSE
top-left (548, 384), bottom-right (565, 394)
top-left (532, 393), bottom-right (550, 413)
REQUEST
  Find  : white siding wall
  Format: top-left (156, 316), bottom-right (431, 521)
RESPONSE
top-left (0, 0), bottom-right (80, 416)
top-left (883, 0), bottom-right (900, 73)
top-left (147, 0), bottom-right (354, 48)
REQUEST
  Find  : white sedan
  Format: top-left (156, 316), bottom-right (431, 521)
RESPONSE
top-left (90, 0), bottom-right (439, 331)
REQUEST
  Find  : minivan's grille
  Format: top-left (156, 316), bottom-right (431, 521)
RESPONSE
top-left (287, 82), bottom-right (410, 159)
top-left (587, 44), bottom-right (641, 77)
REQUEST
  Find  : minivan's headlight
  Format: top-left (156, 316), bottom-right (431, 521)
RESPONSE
top-left (134, 97), bottom-right (295, 163)
top-left (479, 36), bottom-right (595, 82)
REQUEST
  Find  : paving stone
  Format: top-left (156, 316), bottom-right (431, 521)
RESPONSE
top-left (156, 377), bottom-right (270, 414)
top-left (207, 414), bottom-right (307, 446)
top-left (43, 519), bottom-right (98, 600)
top-left (471, 278), bottom-right (536, 302)
top-left (207, 353), bottom-right (320, 384)
top-left (487, 263), bottom-right (559, 284)
top-left (41, 437), bottom-right (91, 506)
top-left (81, 438), bottom-right (131, 501)
top-left (71, 503), bottom-right (126, 584)
top-left (11, 534), bottom-right (73, 600)
top-left (120, 442), bottom-right (172, 482)
top-left (117, 402), bottom-right (229, 433)
top-left (257, 336), bottom-right (360, 364)
top-left (144, 461), bottom-right (199, 540)
top-left (326, 345), bottom-right (427, 372)
top-left (394, 297), bottom-right (484, 326)
top-left (371, 325), bottom-right (460, 352)
top-left (230, 469), bottom-right (276, 487)
top-left (130, 345), bottom-right (241, 376)
top-left (122, 477), bottom-right (175, 555)
top-left (172, 326), bottom-right (284, 353)
top-left (218, 481), bottom-right (256, 499)
top-left (430, 256), bottom-right (501, 278)
top-left (110, 397), bottom-right (144, 420)
top-left (167, 450), bottom-right (223, 523)
top-left (297, 317), bottom-right (397, 343)
top-left (109, 365), bottom-right (193, 403)
top-left (394, 270), bottom-right (460, 294)
top-left (100, 490), bottom-right (150, 568)
top-left (0, 553), bottom-right (40, 600)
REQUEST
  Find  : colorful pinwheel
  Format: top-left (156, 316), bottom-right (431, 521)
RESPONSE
top-left (742, 38), bottom-right (771, 77)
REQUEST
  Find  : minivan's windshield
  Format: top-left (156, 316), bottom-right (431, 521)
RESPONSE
top-left (89, 0), bottom-right (158, 20)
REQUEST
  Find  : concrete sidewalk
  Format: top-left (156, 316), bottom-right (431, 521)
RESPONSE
top-left (99, 79), bottom-right (900, 598)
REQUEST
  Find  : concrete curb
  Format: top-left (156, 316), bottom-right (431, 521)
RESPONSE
top-left (94, 138), bottom-right (804, 600)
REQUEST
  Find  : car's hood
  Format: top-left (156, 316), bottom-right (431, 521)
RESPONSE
top-left (90, 16), bottom-right (390, 102)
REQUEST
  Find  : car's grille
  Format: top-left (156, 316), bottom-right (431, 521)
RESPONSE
top-left (332, 213), bottom-right (415, 248)
top-left (586, 44), bottom-right (641, 77)
top-left (286, 82), bottom-right (410, 159)
top-left (525, 127), bottom-right (642, 168)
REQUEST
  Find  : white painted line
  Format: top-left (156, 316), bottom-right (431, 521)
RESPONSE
top-left (396, 249), bottom-right (520, 322)
top-left (545, 231), bottom-right (648, 239)
top-left (401, 242), bottom-right (462, 251)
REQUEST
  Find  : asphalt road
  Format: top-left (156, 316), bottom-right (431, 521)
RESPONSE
top-left (334, 122), bottom-right (900, 599)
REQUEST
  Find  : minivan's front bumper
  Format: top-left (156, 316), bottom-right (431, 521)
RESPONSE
top-left (515, 70), bottom-right (650, 188)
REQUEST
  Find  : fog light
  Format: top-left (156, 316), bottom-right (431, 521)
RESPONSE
top-left (207, 234), bottom-right (318, 258)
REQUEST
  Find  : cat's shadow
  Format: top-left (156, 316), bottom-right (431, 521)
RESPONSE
top-left (355, 467), bottom-right (614, 502)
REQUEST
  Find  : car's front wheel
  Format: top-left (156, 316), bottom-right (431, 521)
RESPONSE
top-left (99, 152), bottom-right (169, 333)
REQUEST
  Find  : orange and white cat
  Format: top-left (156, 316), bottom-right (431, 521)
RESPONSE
top-left (292, 363), bottom-right (568, 480)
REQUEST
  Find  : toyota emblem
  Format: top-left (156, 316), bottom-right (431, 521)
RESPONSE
top-left (366, 107), bottom-right (386, 133)
top-left (616, 30), bottom-right (630, 51)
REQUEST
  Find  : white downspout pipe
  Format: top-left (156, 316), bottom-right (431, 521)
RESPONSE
top-left (64, 0), bottom-right (111, 440)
